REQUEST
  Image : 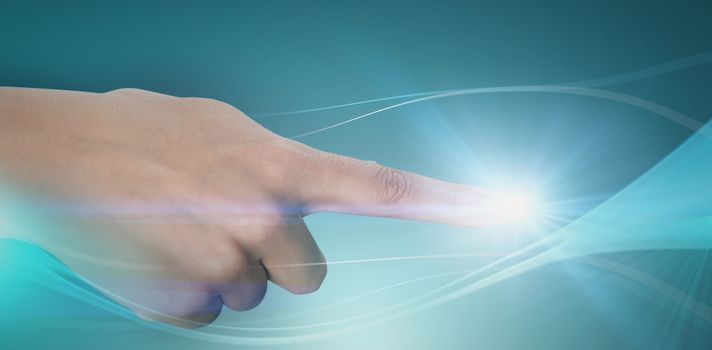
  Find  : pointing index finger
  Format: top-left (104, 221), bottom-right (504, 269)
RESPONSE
top-left (294, 149), bottom-right (495, 226)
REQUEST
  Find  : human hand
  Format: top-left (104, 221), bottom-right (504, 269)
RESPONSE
top-left (0, 87), bottom-right (491, 327)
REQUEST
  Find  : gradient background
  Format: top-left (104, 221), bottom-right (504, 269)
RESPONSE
top-left (1, 1), bottom-right (712, 349)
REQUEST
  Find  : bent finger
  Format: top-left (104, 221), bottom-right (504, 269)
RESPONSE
top-left (254, 217), bottom-right (326, 295)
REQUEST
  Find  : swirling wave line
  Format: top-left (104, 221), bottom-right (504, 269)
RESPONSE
top-left (256, 50), bottom-right (712, 118)
top-left (287, 86), bottom-right (710, 139)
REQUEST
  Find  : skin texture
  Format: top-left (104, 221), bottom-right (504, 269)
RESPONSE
top-left (0, 87), bottom-right (492, 328)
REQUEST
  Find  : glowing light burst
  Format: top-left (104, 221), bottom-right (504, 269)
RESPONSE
top-left (486, 191), bottom-right (540, 227)
top-left (474, 186), bottom-right (550, 232)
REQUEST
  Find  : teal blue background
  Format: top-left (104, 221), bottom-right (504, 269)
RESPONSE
top-left (1, 1), bottom-right (712, 349)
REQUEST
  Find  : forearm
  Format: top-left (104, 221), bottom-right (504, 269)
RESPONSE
top-left (0, 87), bottom-right (87, 240)
top-left (0, 88), bottom-right (73, 180)
top-left (0, 87), bottom-right (121, 197)
top-left (0, 88), bottom-right (47, 240)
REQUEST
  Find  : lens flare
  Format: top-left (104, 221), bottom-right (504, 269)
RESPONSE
top-left (486, 191), bottom-right (539, 226)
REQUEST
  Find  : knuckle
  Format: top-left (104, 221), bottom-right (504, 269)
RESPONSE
top-left (262, 143), bottom-right (294, 180)
top-left (184, 96), bottom-right (218, 105)
top-left (250, 220), bottom-right (285, 248)
top-left (182, 97), bottom-right (239, 114)
top-left (191, 237), bottom-right (248, 283)
top-left (257, 140), bottom-right (312, 198)
top-left (227, 282), bottom-right (268, 311)
top-left (106, 88), bottom-right (173, 100)
top-left (373, 166), bottom-right (412, 209)
top-left (238, 289), bottom-right (267, 311)
top-left (107, 88), bottom-right (148, 95)
top-left (290, 269), bottom-right (327, 295)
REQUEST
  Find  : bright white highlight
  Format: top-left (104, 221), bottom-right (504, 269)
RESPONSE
top-left (486, 191), bottom-right (539, 226)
